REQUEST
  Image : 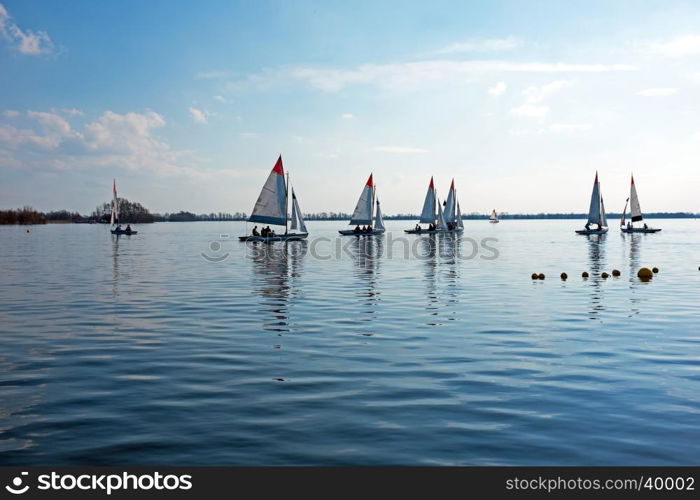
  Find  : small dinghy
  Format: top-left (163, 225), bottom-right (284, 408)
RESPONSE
top-left (405, 177), bottom-right (439, 234)
top-left (239, 156), bottom-right (309, 242)
top-left (109, 179), bottom-right (138, 235)
top-left (489, 209), bottom-right (499, 223)
top-left (620, 175), bottom-right (661, 233)
top-left (576, 172), bottom-right (609, 235)
top-left (339, 174), bottom-right (386, 236)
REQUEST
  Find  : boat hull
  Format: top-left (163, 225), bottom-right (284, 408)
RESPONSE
top-left (238, 233), bottom-right (308, 242)
top-left (111, 229), bottom-right (138, 235)
top-left (404, 228), bottom-right (464, 234)
top-left (575, 228), bottom-right (608, 235)
top-left (489, 220), bottom-right (499, 223)
top-left (339, 229), bottom-right (386, 236)
top-left (620, 227), bottom-right (661, 233)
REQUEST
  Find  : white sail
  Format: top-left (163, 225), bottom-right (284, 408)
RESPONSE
top-left (444, 179), bottom-right (456, 223)
top-left (437, 197), bottom-right (447, 230)
top-left (456, 202), bottom-right (464, 229)
top-left (419, 177), bottom-right (436, 224)
top-left (587, 172), bottom-right (601, 225)
top-left (289, 188), bottom-right (307, 233)
top-left (249, 156), bottom-right (287, 226)
top-left (490, 209), bottom-right (498, 221)
top-left (349, 174), bottom-right (374, 225)
top-left (110, 179), bottom-right (119, 225)
top-left (374, 199), bottom-right (385, 231)
top-left (620, 198), bottom-right (629, 227)
top-left (600, 194), bottom-right (608, 227)
top-left (630, 175), bottom-right (643, 222)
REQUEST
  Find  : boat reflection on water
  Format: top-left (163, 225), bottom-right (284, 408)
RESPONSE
top-left (585, 234), bottom-right (607, 319)
top-left (111, 233), bottom-right (120, 298)
top-left (416, 233), bottom-right (461, 326)
top-left (248, 240), bottom-right (307, 334)
top-left (350, 236), bottom-right (382, 322)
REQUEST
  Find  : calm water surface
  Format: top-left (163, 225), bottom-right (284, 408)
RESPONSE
top-left (1, 219), bottom-right (699, 465)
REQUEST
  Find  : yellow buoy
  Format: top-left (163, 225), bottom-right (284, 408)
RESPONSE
top-left (538, 273), bottom-right (545, 280)
top-left (601, 272), bottom-right (609, 279)
top-left (582, 272), bottom-right (589, 278)
top-left (612, 269), bottom-right (621, 277)
top-left (560, 272), bottom-right (568, 280)
top-left (637, 267), bottom-right (653, 281)
top-left (531, 273), bottom-right (538, 280)
top-left (652, 267), bottom-right (659, 273)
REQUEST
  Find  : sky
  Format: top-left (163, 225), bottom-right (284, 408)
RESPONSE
top-left (1, 0), bottom-right (700, 215)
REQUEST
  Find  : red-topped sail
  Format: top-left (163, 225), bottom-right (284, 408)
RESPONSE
top-left (428, 176), bottom-right (434, 189)
top-left (272, 155), bottom-right (284, 176)
top-left (366, 173), bottom-right (373, 187)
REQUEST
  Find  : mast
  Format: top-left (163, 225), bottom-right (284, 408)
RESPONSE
top-left (285, 171), bottom-right (289, 234)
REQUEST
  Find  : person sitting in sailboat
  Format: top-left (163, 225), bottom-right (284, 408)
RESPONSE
top-left (366, 225), bottom-right (373, 233)
top-left (116, 224), bottom-right (123, 231)
top-left (354, 225), bottom-right (361, 234)
top-left (585, 222), bottom-right (591, 231)
top-left (415, 224), bottom-right (421, 233)
top-left (125, 224), bottom-right (132, 232)
top-left (252, 226), bottom-right (260, 236)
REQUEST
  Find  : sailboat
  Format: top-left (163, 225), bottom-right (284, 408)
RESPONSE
top-left (441, 179), bottom-right (464, 232)
top-left (489, 209), bottom-right (499, 223)
top-left (238, 156), bottom-right (308, 242)
top-left (339, 174), bottom-right (386, 236)
top-left (109, 179), bottom-right (137, 235)
top-left (620, 174), bottom-right (661, 233)
top-left (576, 172), bottom-right (608, 235)
top-left (405, 177), bottom-right (439, 233)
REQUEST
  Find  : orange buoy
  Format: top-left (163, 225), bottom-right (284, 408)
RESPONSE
top-left (637, 267), bottom-right (653, 281)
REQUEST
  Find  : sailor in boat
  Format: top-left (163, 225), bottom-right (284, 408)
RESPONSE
top-left (125, 224), bottom-right (132, 233)
top-left (354, 225), bottom-right (361, 234)
top-left (644, 223), bottom-right (648, 230)
top-left (415, 224), bottom-right (421, 233)
top-left (252, 226), bottom-right (260, 236)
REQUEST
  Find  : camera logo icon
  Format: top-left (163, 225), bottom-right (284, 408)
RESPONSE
top-left (5, 472), bottom-right (29, 495)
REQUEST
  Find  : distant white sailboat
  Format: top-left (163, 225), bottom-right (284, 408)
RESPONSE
top-left (489, 209), bottom-right (499, 223)
top-left (238, 156), bottom-right (308, 241)
top-left (620, 174), bottom-right (661, 233)
top-left (339, 174), bottom-right (386, 236)
top-left (109, 179), bottom-right (137, 235)
top-left (576, 172), bottom-right (608, 235)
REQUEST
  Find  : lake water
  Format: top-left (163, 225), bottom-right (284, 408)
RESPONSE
top-left (1, 219), bottom-right (699, 465)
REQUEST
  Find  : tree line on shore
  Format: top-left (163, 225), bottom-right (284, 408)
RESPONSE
top-left (1, 199), bottom-right (697, 225)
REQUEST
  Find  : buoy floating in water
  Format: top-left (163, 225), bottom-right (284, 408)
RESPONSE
top-left (612, 269), bottom-right (621, 277)
top-left (582, 272), bottom-right (589, 278)
top-left (25, 229), bottom-right (30, 233)
top-left (538, 273), bottom-right (545, 280)
top-left (652, 267), bottom-right (659, 273)
top-left (601, 272), bottom-right (609, 279)
top-left (637, 267), bottom-right (653, 281)
top-left (531, 273), bottom-right (539, 280)
top-left (560, 272), bottom-right (568, 280)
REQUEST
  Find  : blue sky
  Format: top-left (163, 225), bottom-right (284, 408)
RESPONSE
top-left (2, 0), bottom-right (700, 215)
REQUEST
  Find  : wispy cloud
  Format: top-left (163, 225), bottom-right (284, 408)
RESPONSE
top-left (256, 60), bottom-right (636, 92)
top-left (239, 132), bottom-right (258, 138)
top-left (372, 146), bottom-right (429, 153)
top-left (188, 106), bottom-right (209, 124)
top-left (3, 109), bottom-right (20, 117)
top-left (637, 87), bottom-right (677, 96)
top-left (341, 113), bottom-right (354, 119)
top-left (435, 37), bottom-right (521, 54)
top-left (0, 3), bottom-right (53, 55)
top-left (522, 80), bottom-right (571, 103)
top-left (509, 104), bottom-right (549, 119)
top-left (646, 35), bottom-right (700, 56)
top-left (196, 70), bottom-right (231, 80)
top-left (213, 95), bottom-right (227, 102)
top-left (488, 81), bottom-right (507, 97)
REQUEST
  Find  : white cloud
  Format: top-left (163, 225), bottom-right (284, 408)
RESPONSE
top-left (488, 81), bottom-right (507, 97)
top-left (213, 95), bottom-right (226, 102)
top-left (509, 104), bottom-right (549, 119)
top-left (0, 3), bottom-right (53, 55)
top-left (341, 113), bottom-right (354, 119)
top-left (548, 123), bottom-right (592, 133)
top-left (522, 80), bottom-right (571, 103)
top-left (239, 132), bottom-right (258, 138)
top-left (372, 146), bottom-right (429, 153)
top-left (238, 60), bottom-right (636, 92)
top-left (196, 70), bottom-right (231, 79)
top-left (3, 109), bottom-right (20, 117)
top-left (647, 35), bottom-right (700, 57)
top-left (51, 107), bottom-right (84, 116)
top-left (636, 88), bottom-right (677, 96)
top-left (435, 37), bottom-right (521, 54)
top-left (188, 107), bottom-right (208, 124)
